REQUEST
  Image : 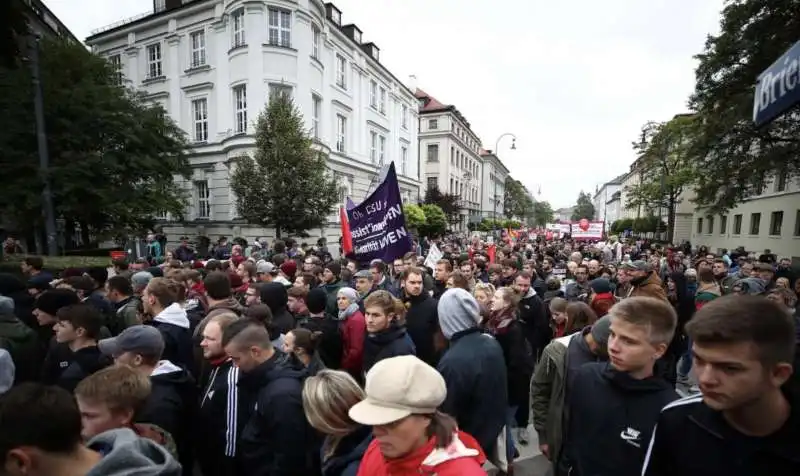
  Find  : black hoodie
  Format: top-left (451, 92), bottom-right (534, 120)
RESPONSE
top-left (43, 343), bottom-right (111, 392)
top-left (361, 323), bottom-right (416, 374)
top-left (402, 291), bottom-right (439, 367)
top-left (259, 283), bottom-right (295, 335)
top-left (564, 362), bottom-right (678, 476)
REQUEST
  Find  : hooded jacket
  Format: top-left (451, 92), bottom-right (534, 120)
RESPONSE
top-left (361, 323), bottom-right (416, 374)
top-left (87, 427), bottom-right (181, 476)
top-left (150, 303), bottom-right (193, 372)
top-left (339, 307), bottom-right (366, 379)
top-left (301, 313), bottom-right (343, 370)
top-left (564, 362), bottom-right (678, 476)
top-left (402, 291), bottom-right (439, 366)
top-left (0, 307), bottom-right (39, 383)
top-left (112, 296), bottom-right (141, 335)
top-left (321, 425), bottom-right (372, 476)
top-left (627, 272), bottom-right (668, 302)
top-left (517, 287), bottom-right (552, 361)
top-left (485, 308), bottom-right (534, 407)
top-left (237, 353), bottom-right (315, 476)
top-left (260, 283), bottom-right (295, 335)
top-left (44, 343), bottom-right (111, 393)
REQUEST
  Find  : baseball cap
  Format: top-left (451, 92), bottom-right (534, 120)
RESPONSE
top-left (256, 261), bottom-right (277, 275)
top-left (98, 325), bottom-right (164, 359)
top-left (619, 260), bottom-right (651, 272)
top-left (349, 355), bottom-right (446, 426)
top-left (354, 269), bottom-right (372, 280)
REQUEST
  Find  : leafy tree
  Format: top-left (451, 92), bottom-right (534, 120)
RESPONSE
top-left (403, 204), bottom-right (426, 230)
top-left (0, 37), bottom-right (191, 247)
top-left (611, 218), bottom-right (634, 234)
top-left (230, 93), bottom-right (338, 238)
top-left (570, 192), bottom-right (595, 221)
top-left (423, 187), bottom-right (461, 225)
top-left (503, 177), bottom-right (534, 220)
top-left (625, 115), bottom-right (697, 243)
top-left (419, 204), bottom-right (447, 237)
top-left (531, 200), bottom-right (554, 227)
top-left (0, 0), bottom-right (28, 68)
top-left (503, 219), bottom-right (522, 229)
top-left (689, 0), bottom-right (800, 213)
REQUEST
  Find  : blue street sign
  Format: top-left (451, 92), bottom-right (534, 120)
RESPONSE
top-left (753, 39), bottom-right (800, 127)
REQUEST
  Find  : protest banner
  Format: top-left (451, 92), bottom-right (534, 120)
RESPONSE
top-left (424, 243), bottom-right (443, 269)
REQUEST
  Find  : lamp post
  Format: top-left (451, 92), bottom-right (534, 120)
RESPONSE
top-left (493, 133), bottom-right (517, 236)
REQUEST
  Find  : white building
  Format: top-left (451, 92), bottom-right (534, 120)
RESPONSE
top-left (554, 207), bottom-right (574, 222)
top-left (605, 190), bottom-right (622, 226)
top-left (690, 173), bottom-right (800, 260)
top-left (479, 149), bottom-right (510, 222)
top-left (416, 88), bottom-right (485, 231)
top-left (86, 0), bottom-right (420, 243)
top-left (592, 174), bottom-right (624, 222)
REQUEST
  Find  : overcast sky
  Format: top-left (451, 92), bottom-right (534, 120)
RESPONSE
top-left (48, 0), bottom-right (724, 209)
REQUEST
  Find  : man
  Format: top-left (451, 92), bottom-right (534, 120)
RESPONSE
top-left (198, 312), bottom-right (248, 476)
top-left (99, 325), bottom-right (196, 476)
top-left (31, 288), bottom-right (80, 354)
top-left (621, 260), bottom-right (668, 301)
top-left (755, 262), bottom-right (776, 291)
top-left (436, 288), bottom-right (508, 464)
top-left (173, 237), bottom-right (196, 263)
top-left (44, 303), bottom-right (110, 392)
top-left (531, 316), bottom-right (612, 475)
top-left (277, 261), bottom-right (296, 287)
top-left (565, 265), bottom-right (591, 302)
top-left (287, 286), bottom-right (310, 324)
top-left (0, 383), bottom-right (181, 476)
top-left (433, 259), bottom-right (452, 299)
top-left (141, 278), bottom-right (193, 371)
top-left (775, 257), bottom-right (796, 288)
top-left (130, 271), bottom-right (153, 298)
top-left (255, 261), bottom-right (277, 283)
top-left (712, 259), bottom-right (736, 295)
top-left (19, 256), bottom-right (52, 282)
top-left (642, 296), bottom-right (799, 474)
top-left (515, 272), bottom-right (552, 362)
top-left (319, 262), bottom-right (344, 315)
top-left (105, 275), bottom-right (140, 335)
top-left (401, 267), bottom-right (439, 367)
top-left (563, 297), bottom-right (678, 476)
top-left (300, 288), bottom-right (342, 369)
top-left (222, 320), bottom-right (313, 475)
top-left (236, 261), bottom-right (257, 286)
top-left (353, 269), bottom-right (373, 309)
top-left (0, 296), bottom-right (39, 384)
top-left (499, 259), bottom-right (518, 287)
top-left (370, 261), bottom-right (390, 292)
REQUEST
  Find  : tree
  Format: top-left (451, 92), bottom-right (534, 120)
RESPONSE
top-left (503, 177), bottom-right (534, 220)
top-left (230, 93), bottom-right (337, 238)
top-left (423, 187), bottom-right (461, 225)
top-left (624, 115), bottom-right (697, 243)
top-left (689, 0), bottom-right (800, 214)
top-left (531, 200), bottom-right (554, 227)
top-left (418, 204), bottom-right (447, 237)
top-left (0, 0), bottom-right (28, 68)
top-left (570, 192), bottom-right (595, 221)
top-left (403, 204), bottom-right (426, 230)
top-left (0, 37), bottom-right (191, 247)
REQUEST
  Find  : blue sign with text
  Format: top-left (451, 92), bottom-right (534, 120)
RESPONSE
top-left (753, 39), bottom-right (800, 127)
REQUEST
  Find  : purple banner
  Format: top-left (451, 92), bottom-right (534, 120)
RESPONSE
top-left (346, 163), bottom-right (412, 264)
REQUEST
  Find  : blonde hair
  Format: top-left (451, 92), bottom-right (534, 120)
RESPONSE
top-left (495, 286), bottom-right (520, 308)
top-left (473, 282), bottom-right (495, 299)
top-left (363, 290), bottom-right (406, 325)
top-left (74, 365), bottom-right (151, 416)
top-left (302, 370), bottom-right (366, 460)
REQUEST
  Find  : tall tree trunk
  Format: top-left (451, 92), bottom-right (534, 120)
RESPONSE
top-left (275, 226), bottom-right (281, 240)
top-left (667, 196), bottom-right (676, 245)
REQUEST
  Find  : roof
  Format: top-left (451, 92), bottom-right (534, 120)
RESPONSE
top-left (607, 173), bottom-right (627, 185)
top-left (415, 88), bottom-right (450, 113)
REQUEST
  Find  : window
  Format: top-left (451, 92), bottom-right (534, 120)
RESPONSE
top-left (190, 30), bottom-right (206, 67)
top-left (311, 94), bottom-right (321, 139)
top-left (706, 216), bottom-right (714, 234)
top-left (269, 83), bottom-right (292, 101)
top-left (146, 43), bottom-right (162, 79)
top-left (233, 85), bottom-right (247, 134)
top-left (311, 24), bottom-right (320, 59)
top-left (401, 104), bottom-right (408, 129)
top-left (719, 215), bottom-right (727, 234)
top-left (696, 217), bottom-right (703, 234)
top-left (195, 181), bottom-right (211, 219)
top-left (769, 211), bottom-right (783, 236)
top-left (379, 135), bottom-right (386, 165)
top-left (429, 119), bottom-right (438, 129)
top-left (336, 114), bottom-right (346, 152)
top-left (191, 98), bottom-right (208, 142)
top-left (795, 210), bottom-right (800, 236)
top-left (749, 212), bottom-right (761, 235)
top-left (775, 169), bottom-right (788, 192)
top-left (108, 54), bottom-right (122, 84)
top-left (427, 144), bottom-right (439, 162)
top-left (231, 8), bottom-right (246, 48)
top-left (400, 146), bottom-right (408, 175)
top-left (154, 0), bottom-right (166, 12)
top-left (379, 87), bottom-right (386, 114)
top-left (369, 80), bottom-right (377, 108)
top-left (427, 177), bottom-right (438, 190)
top-left (268, 8), bottom-right (291, 47)
top-left (335, 54), bottom-right (346, 89)
top-left (369, 131), bottom-right (377, 163)
top-left (733, 214), bottom-right (742, 234)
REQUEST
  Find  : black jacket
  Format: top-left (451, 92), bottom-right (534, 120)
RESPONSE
top-left (492, 318), bottom-right (534, 407)
top-left (138, 360), bottom-right (197, 476)
top-left (642, 388), bottom-right (800, 475)
top-left (321, 425), bottom-right (372, 476)
top-left (0, 311), bottom-right (40, 383)
top-left (260, 283), bottom-right (295, 335)
top-left (42, 343), bottom-right (111, 393)
top-left (237, 353), bottom-right (315, 476)
top-left (517, 290), bottom-right (552, 361)
top-left (301, 314), bottom-right (343, 370)
top-left (437, 328), bottom-right (507, 459)
top-left (149, 304), bottom-right (194, 373)
top-left (564, 362), bottom-right (678, 476)
top-left (197, 358), bottom-right (249, 476)
top-left (402, 292), bottom-right (439, 366)
top-left (362, 324), bottom-right (416, 374)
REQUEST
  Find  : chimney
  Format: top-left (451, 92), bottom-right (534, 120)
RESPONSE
top-left (407, 74), bottom-right (418, 91)
top-left (361, 42), bottom-right (380, 61)
top-left (341, 24), bottom-right (363, 44)
top-left (324, 2), bottom-right (342, 26)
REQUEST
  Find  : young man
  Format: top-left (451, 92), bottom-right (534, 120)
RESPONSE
top-left (0, 383), bottom-right (180, 476)
top-left (44, 303), bottom-right (110, 392)
top-left (141, 277), bottom-right (193, 371)
top-left (642, 295), bottom-right (799, 474)
top-left (300, 288), bottom-right (342, 369)
top-left (563, 297), bottom-right (678, 476)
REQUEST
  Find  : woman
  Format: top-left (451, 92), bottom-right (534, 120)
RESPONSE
top-left (361, 291), bottom-right (415, 374)
top-left (775, 277), bottom-right (790, 289)
top-left (336, 287), bottom-right (366, 379)
top-left (472, 282), bottom-right (495, 325)
top-left (349, 355), bottom-right (486, 475)
top-left (588, 278), bottom-right (616, 317)
top-left (564, 301), bottom-right (598, 335)
top-left (302, 370), bottom-right (372, 476)
top-left (284, 328), bottom-right (325, 376)
top-left (548, 297), bottom-right (568, 338)
top-left (486, 287), bottom-right (534, 448)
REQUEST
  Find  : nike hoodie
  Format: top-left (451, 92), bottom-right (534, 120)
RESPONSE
top-left (150, 303), bottom-right (193, 372)
top-left (563, 362), bottom-right (678, 476)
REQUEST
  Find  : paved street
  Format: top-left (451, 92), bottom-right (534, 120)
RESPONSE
top-left (485, 424), bottom-right (552, 476)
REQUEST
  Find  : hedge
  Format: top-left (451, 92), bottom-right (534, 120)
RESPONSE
top-left (0, 255), bottom-right (112, 275)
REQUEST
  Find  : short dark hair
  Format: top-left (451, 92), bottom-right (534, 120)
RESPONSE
top-left (501, 258), bottom-right (518, 270)
top-left (112, 259), bottom-right (129, 271)
top-left (448, 271), bottom-right (470, 290)
top-left (86, 267), bottom-right (108, 286)
top-left (402, 266), bottom-right (425, 281)
top-left (64, 276), bottom-right (94, 292)
top-left (56, 303), bottom-right (105, 340)
top-left (106, 275), bottom-right (133, 296)
top-left (222, 319), bottom-right (272, 349)
top-left (23, 256), bottom-right (44, 271)
top-left (435, 259), bottom-right (452, 272)
top-left (204, 271), bottom-right (232, 300)
top-left (0, 383), bottom-right (83, 457)
top-left (370, 261), bottom-right (387, 274)
top-left (686, 295), bottom-right (795, 365)
top-left (516, 271), bottom-right (533, 282)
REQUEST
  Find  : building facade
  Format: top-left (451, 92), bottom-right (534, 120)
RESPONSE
top-left (86, 0), bottom-right (420, 243)
top-left (19, 0), bottom-right (79, 42)
top-left (690, 173), bottom-right (800, 260)
top-left (416, 88), bottom-right (484, 231)
top-left (479, 150), bottom-right (509, 222)
top-left (592, 174), bottom-right (624, 222)
top-left (554, 207), bottom-right (574, 222)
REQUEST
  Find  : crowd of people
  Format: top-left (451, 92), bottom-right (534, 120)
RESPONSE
top-left (0, 234), bottom-right (798, 476)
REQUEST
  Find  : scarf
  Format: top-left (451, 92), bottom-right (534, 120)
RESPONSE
top-left (484, 307), bottom-right (515, 335)
top-left (338, 302), bottom-right (359, 320)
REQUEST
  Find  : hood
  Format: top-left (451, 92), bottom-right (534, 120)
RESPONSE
top-left (382, 431), bottom-right (485, 474)
top-left (238, 351), bottom-right (307, 391)
top-left (367, 322), bottom-right (407, 345)
top-left (599, 362), bottom-right (673, 393)
top-left (150, 360), bottom-right (194, 386)
top-left (260, 282), bottom-right (289, 314)
top-left (86, 428), bottom-right (181, 476)
top-left (207, 298), bottom-right (244, 316)
top-left (153, 303), bottom-right (189, 329)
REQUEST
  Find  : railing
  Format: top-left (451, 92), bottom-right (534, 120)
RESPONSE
top-left (90, 11), bottom-right (153, 36)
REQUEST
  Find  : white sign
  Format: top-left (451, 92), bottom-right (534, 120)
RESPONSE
top-left (423, 243), bottom-right (443, 269)
top-left (570, 221), bottom-right (604, 239)
top-left (546, 223), bottom-right (571, 235)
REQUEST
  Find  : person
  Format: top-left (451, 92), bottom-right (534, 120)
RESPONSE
top-left (400, 267), bottom-right (440, 366)
top-left (300, 288), bottom-right (343, 370)
top-left (642, 296), bottom-right (800, 474)
top-left (336, 287), bottom-right (366, 379)
top-left (361, 290), bottom-right (416, 374)
top-left (302, 369), bottom-right (373, 476)
top-left (436, 288), bottom-right (508, 465)
top-left (46, 303), bottom-right (111, 392)
top-left (0, 383), bottom-right (181, 476)
top-left (284, 328), bottom-right (326, 375)
top-left (620, 261), bottom-right (668, 301)
top-left (0, 295), bottom-right (39, 384)
top-left (141, 278), bottom-right (193, 371)
top-left (349, 355), bottom-right (487, 475)
top-left (563, 297), bottom-right (678, 476)
top-left (0, 349), bottom-right (13, 394)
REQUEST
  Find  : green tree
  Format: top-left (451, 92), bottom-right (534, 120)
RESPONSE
top-left (571, 192), bottom-right (595, 221)
top-left (230, 93), bottom-right (337, 238)
top-left (624, 114), bottom-right (697, 243)
top-left (0, 0), bottom-right (29, 68)
top-left (419, 204), bottom-right (447, 237)
top-left (531, 200), bottom-right (554, 227)
top-left (503, 177), bottom-right (534, 219)
top-left (0, 37), bottom-right (191, 246)
top-left (689, 0), bottom-right (800, 213)
top-left (423, 187), bottom-right (461, 225)
top-left (403, 204), bottom-right (426, 230)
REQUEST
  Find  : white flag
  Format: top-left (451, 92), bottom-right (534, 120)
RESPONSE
top-left (424, 243), bottom-right (443, 270)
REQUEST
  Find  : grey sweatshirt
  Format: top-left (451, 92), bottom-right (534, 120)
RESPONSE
top-left (87, 428), bottom-right (182, 476)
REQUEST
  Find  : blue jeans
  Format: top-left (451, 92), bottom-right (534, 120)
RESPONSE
top-left (506, 406), bottom-right (517, 461)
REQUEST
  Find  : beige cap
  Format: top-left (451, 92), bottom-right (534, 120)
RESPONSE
top-left (348, 355), bottom-right (447, 426)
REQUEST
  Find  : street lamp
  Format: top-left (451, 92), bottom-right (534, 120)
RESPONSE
top-left (492, 133), bottom-right (517, 236)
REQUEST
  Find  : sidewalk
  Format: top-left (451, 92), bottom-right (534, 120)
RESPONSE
top-left (486, 424), bottom-right (552, 476)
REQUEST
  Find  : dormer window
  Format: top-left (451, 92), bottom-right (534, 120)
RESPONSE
top-left (353, 30), bottom-right (361, 43)
top-left (331, 10), bottom-right (341, 24)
